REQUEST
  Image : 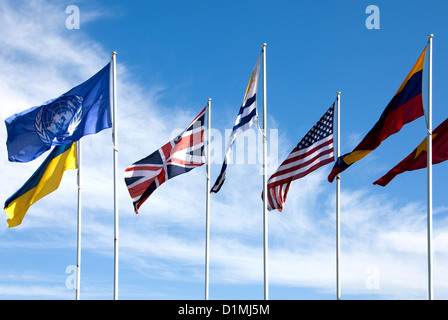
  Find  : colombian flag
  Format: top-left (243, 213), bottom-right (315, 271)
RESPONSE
top-left (328, 47), bottom-right (427, 182)
top-left (4, 143), bottom-right (77, 227)
top-left (374, 117), bottom-right (448, 186)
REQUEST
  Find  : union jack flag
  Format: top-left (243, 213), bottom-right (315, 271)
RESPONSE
top-left (124, 107), bottom-right (206, 213)
top-left (264, 103), bottom-right (334, 211)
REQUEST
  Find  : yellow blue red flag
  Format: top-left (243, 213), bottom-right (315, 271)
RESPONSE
top-left (374, 117), bottom-right (448, 186)
top-left (328, 47), bottom-right (427, 182)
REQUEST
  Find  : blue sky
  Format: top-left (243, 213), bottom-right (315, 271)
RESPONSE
top-left (0, 0), bottom-right (448, 300)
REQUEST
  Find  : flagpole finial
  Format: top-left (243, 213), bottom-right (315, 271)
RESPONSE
top-left (262, 43), bottom-right (267, 48)
top-left (428, 34), bottom-right (434, 39)
top-left (112, 51), bottom-right (117, 56)
top-left (208, 98), bottom-right (212, 102)
top-left (337, 91), bottom-right (341, 96)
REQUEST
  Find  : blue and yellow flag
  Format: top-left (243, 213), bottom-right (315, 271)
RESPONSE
top-left (4, 143), bottom-right (77, 228)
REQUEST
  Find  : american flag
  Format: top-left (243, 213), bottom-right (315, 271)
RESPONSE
top-left (264, 103), bottom-right (335, 211)
top-left (124, 107), bottom-right (206, 213)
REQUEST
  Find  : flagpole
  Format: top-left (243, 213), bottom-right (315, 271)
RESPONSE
top-left (335, 92), bottom-right (341, 300)
top-left (111, 51), bottom-right (119, 300)
top-left (261, 43), bottom-right (269, 300)
top-left (76, 140), bottom-right (82, 300)
top-left (426, 34), bottom-right (433, 300)
top-left (205, 98), bottom-right (211, 300)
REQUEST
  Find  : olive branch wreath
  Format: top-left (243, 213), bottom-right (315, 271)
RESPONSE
top-left (34, 97), bottom-right (84, 146)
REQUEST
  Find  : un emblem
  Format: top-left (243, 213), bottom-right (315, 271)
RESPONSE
top-left (35, 95), bottom-right (84, 146)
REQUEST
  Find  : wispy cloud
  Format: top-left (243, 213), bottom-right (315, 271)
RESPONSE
top-left (0, 0), bottom-right (447, 300)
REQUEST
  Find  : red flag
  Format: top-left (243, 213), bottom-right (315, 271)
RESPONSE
top-left (374, 117), bottom-right (448, 186)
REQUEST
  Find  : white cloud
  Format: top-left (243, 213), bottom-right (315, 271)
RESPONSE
top-left (0, 0), bottom-right (448, 300)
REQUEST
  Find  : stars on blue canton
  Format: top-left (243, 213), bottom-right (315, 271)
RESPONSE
top-left (297, 104), bottom-right (334, 150)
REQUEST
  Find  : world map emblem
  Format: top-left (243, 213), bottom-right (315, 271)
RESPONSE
top-left (35, 95), bottom-right (84, 146)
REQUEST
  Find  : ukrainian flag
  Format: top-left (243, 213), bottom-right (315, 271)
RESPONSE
top-left (4, 142), bottom-right (77, 227)
top-left (328, 47), bottom-right (427, 182)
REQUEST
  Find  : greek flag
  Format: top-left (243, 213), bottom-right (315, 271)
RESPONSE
top-left (211, 54), bottom-right (261, 193)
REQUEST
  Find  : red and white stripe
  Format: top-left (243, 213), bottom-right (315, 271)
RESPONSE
top-left (266, 135), bottom-right (334, 211)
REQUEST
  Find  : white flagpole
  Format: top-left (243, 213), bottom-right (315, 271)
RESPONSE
top-left (427, 34), bottom-right (433, 300)
top-left (76, 140), bottom-right (82, 300)
top-left (335, 92), bottom-right (341, 300)
top-left (261, 43), bottom-right (269, 300)
top-left (205, 98), bottom-right (211, 300)
top-left (111, 51), bottom-right (119, 300)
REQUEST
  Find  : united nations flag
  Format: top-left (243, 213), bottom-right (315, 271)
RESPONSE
top-left (5, 62), bottom-right (111, 162)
